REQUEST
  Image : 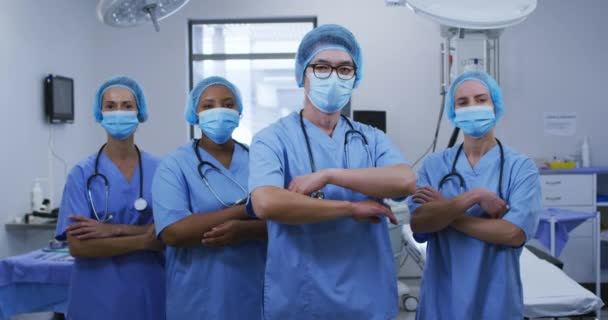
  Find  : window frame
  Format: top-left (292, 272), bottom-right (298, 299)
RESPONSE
top-left (187, 17), bottom-right (318, 139)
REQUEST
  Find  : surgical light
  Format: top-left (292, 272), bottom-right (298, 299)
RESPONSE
top-left (96, 0), bottom-right (190, 32)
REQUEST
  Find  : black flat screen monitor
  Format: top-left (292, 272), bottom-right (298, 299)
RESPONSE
top-left (45, 74), bottom-right (74, 123)
top-left (353, 110), bottom-right (386, 133)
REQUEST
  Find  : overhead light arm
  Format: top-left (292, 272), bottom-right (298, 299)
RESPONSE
top-left (142, 3), bottom-right (160, 32)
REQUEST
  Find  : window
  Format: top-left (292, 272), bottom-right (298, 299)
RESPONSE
top-left (188, 18), bottom-right (317, 143)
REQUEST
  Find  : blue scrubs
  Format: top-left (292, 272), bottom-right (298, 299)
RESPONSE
top-left (55, 151), bottom-right (165, 320)
top-left (249, 112), bottom-right (405, 320)
top-left (152, 142), bottom-right (266, 320)
top-left (407, 143), bottom-right (541, 320)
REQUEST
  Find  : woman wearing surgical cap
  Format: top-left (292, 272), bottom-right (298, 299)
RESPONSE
top-left (408, 70), bottom-right (541, 319)
top-left (55, 76), bottom-right (165, 320)
top-left (152, 76), bottom-right (267, 320)
top-left (248, 24), bottom-right (416, 319)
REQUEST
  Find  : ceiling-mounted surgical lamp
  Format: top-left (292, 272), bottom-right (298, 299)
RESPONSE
top-left (97, 0), bottom-right (190, 32)
top-left (405, 0), bottom-right (537, 30)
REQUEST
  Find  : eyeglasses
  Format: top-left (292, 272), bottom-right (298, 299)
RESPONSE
top-left (308, 64), bottom-right (356, 80)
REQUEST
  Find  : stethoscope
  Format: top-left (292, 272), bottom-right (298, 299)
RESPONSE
top-left (299, 110), bottom-right (372, 199)
top-left (193, 139), bottom-right (250, 207)
top-left (438, 138), bottom-right (505, 200)
top-left (87, 144), bottom-right (147, 222)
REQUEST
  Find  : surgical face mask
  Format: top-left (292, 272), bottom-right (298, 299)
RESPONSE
top-left (198, 108), bottom-right (240, 144)
top-left (453, 105), bottom-right (496, 138)
top-left (306, 73), bottom-right (355, 113)
top-left (100, 111), bottom-right (139, 140)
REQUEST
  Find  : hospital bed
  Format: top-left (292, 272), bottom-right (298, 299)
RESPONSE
top-left (0, 249), bottom-right (71, 320)
top-left (400, 224), bottom-right (604, 319)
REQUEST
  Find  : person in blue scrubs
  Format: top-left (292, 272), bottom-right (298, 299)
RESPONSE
top-left (55, 76), bottom-right (165, 320)
top-left (152, 76), bottom-right (267, 320)
top-left (408, 70), bottom-right (541, 319)
top-left (249, 24), bottom-right (416, 320)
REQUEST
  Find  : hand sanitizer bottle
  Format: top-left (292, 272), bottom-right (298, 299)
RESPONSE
top-left (581, 136), bottom-right (591, 168)
top-left (31, 179), bottom-right (43, 213)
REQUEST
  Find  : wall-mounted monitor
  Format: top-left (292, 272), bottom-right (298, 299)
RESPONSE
top-left (44, 74), bottom-right (74, 123)
top-left (353, 110), bottom-right (386, 133)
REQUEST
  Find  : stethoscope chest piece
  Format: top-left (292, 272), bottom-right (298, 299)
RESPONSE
top-left (134, 198), bottom-right (148, 211)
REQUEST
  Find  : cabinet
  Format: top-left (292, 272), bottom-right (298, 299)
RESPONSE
top-left (536, 170), bottom-right (603, 283)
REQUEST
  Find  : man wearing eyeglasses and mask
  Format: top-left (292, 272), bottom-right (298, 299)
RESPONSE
top-left (249, 24), bottom-right (416, 320)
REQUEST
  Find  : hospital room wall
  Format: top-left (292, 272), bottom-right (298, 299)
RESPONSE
top-left (0, 1), bottom-right (106, 258)
top-left (497, 0), bottom-right (608, 166)
top-left (91, 0), bottom-right (608, 167)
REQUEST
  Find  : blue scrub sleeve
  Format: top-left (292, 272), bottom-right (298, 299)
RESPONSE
top-left (151, 158), bottom-right (192, 237)
top-left (407, 158), bottom-right (433, 243)
top-left (55, 167), bottom-right (91, 241)
top-left (373, 128), bottom-right (408, 168)
top-left (502, 159), bottom-right (542, 242)
top-left (248, 133), bottom-right (285, 193)
top-left (371, 128), bottom-right (410, 202)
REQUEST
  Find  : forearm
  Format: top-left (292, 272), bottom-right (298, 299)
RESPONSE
top-left (160, 206), bottom-right (248, 247)
top-left (252, 187), bottom-right (353, 224)
top-left (451, 215), bottom-right (526, 247)
top-left (410, 190), bottom-right (480, 233)
top-left (326, 165), bottom-right (416, 199)
top-left (68, 233), bottom-right (147, 258)
top-left (114, 224), bottom-right (151, 237)
top-left (239, 220), bottom-right (268, 241)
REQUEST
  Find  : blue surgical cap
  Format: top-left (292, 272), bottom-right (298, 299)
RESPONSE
top-left (445, 70), bottom-right (504, 124)
top-left (94, 76), bottom-right (148, 123)
top-left (185, 76), bottom-right (243, 125)
top-left (295, 24), bottom-right (363, 88)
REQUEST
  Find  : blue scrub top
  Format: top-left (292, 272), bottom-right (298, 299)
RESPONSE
top-left (249, 112), bottom-right (406, 320)
top-left (55, 150), bottom-right (165, 320)
top-left (152, 142), bottom-right (266, 320)
top-left (407, 143), bottom-right (541, 320)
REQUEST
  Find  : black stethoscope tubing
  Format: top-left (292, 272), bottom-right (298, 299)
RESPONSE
top-left (438, 138), bottom-right (505, 200)
top-left (86, 143), bottom-right (146, 222)
top-left (299, 110), bottom-right (371, 199)
top-left (192, 139), bottom-right (250, 207)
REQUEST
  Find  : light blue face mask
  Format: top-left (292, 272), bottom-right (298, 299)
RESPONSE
top-left (198, 108), bottom-right (240, 144)
top-left (306, 73), bottom-right (355, 113)
top-left (100, 111), bottom-right (139, 140)
top-left (453, 105), bottom-right (496, 138)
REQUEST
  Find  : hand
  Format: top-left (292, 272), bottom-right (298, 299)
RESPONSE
top-left (202, 220), bottom-right (244, 247)
top-left (476, 189), bottom-right (508, 219)
top-left (142, 225), bottom-right (164, 251)
top-left (288, 170), bottom-right (330, 196)
top-left (351, 200), bottom-right (398, 225)
top-left (66, 215), bottom-right (118, 240)
top-left (412, 186), bottom-right (445, 204)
